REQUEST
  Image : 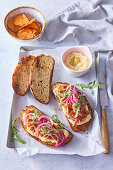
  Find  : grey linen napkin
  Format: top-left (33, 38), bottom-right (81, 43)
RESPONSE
top-left (39, 0), bottom-right (113, 51)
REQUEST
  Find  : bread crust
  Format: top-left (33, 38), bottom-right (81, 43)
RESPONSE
top-left (52, 82), bottom-right (93, 132)
top-left (12, 55), bottom-right (35, 96)
top-left (30, 54), bottom-right (55, 104)
top-left (20, 105), bottom-right (73, 147)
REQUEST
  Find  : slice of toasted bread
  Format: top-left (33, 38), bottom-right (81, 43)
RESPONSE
top-left (12, 55), bottom-right (35, 96)
top-left (30, 54), bottom-right (55, 104)
top-left (52, 82), bottom-right (93, 132)
top-left (20, 105), bottom-right (73, 147)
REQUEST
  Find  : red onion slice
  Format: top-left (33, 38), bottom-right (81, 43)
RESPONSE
top-left (23, 113), bottom-right (38, 126)
top-left (72, 86), bottom-right (77, 93)
top-left (50, 132), bottom-right (60, 145)
top-left (55, 131), bottom-right (66, 148)
top-left (63, 95), bottom-right (71, 103)
top-left (70, 96), bottom-right (74, 105)
top-left (38, 115), bottom-right (53, 125)
top-left (72, 94), bottom-right (79, 103)
top-left (36, 122), bottom-right (53, 135)
top-left (76, 117), bottom-right (82, 121)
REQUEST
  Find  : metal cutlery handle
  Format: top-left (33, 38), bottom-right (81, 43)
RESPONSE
top-left (101, 109), bottom-right (110, 154)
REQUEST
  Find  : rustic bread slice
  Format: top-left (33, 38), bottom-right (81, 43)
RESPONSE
top-left (30, 54), bottom-right (55, 104)
top-left (20, 105), bottom-right (73, 147)
top-left (52, 82), bottom-right (93, 132)
top-left (12, 55), bottom-right (35, 96)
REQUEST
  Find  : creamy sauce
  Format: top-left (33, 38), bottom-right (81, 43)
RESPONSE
top-left (63, 129), bottom-right (69, 138)
top-left (27, 126), bottom-right (56, 143)
top-left (68, 114), bottom-right (91, 125)
top-left (38, 135), bottom-right (56, 143)
top-left (85, 105), bottom-right (89, 111)
top-left (26, 126), bottom-right (56, 143)
top-left (26, 126), bottom-right (69, 143)
top-left (76, 114), bottom-right (91, 125)
top-left (65, 52), bottom-right (90, 71)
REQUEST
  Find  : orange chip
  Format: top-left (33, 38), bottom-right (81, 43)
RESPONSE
top-left (27, 22), bottom-right (39, 30)
top-left (27, 22), bottom-right (42, 36)
top-left (14, 14), bottom-right (29, 26)
top-left (36, 22), bottom-right (42, 31)
top-left (7, 17), bottom-right (21, 32)
top-left (27, 18), bottom-right (35, 25)
top-left (20, 18), bottom-right (36, 30)
top-left (17, 27), bottom-right (33, 39)
top-left (31, 28), bottom-right (39, 37)
top-left (7, 27), bottom-right (16, 37)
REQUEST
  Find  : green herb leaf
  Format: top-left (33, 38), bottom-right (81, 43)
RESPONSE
top-left (52, 106), bottom-right (55, 114)
top-left (12, 117), bottom-right (20, 129)
top-left (51, 106), bottom-right (65, 131)
top-left (72, 103), bottom-right (77, 107)
top-left (75, 81), bottom-right (104, 94)
top-left (40, 126), bottom-right (57, 134)
top-left (11, 117), bottom-right (26, 144)
top-left (75, 103), bottom-right (81, 118)
top-left (34, 110), bottom-right (39, 116)
top-left (74, 94), bottom-right (84, 118)
top-left (31, 110), bottom-right (39, 124)
top-left (51, 114), bottom-right (65, 128)
top-left (14, 136), bottom-right (26, 144)
top-left (93, 81), bottom-right (95, 86)
top-left (93, 82), bottom-right (104, 88)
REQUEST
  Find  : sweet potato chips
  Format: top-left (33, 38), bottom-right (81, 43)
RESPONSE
top-left (7, 13), bottom-right (42, 40)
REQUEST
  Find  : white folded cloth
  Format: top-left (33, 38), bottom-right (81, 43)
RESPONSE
top-left (15, 0), bottom-right (113, 157)
top-left (15, 47), bottom-right (104, 157)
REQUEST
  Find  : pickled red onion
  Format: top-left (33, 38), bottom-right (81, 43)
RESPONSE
top-left (70, 96), bottom-right (74, 105)
top-left (50, 132), bottom-right (60, 145)
top-left (23, 113), bottom-right (38, 126)
top-left (72, 86), bottom-right (77, 93)
top-left (38, 115), bottom-right (53, 125)
top-left (76, 117), bottom-right (82, 121)
top-left (55, 131), bottom-right (66, 148)
top-left (63, 95), bottom-right (71, 103)
top-left (46, 127), bottom-right (53, 131)
top-left (36, 122), bottom-right (53, 135)
top-left (72, 94), bottom-right (79, 102)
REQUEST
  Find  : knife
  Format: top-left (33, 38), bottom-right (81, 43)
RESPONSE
top-left (99, 72), bottom-right (110, 154)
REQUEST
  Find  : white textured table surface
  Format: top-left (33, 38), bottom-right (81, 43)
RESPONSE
top-left (0, 0), bottom-right (113, 170)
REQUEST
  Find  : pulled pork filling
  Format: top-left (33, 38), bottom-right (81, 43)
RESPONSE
top-left (55, 84), bottom-right (92, 126)
top-left (22, 109), bottom-right (69, 147)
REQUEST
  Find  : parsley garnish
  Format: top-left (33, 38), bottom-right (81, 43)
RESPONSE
top-left (11, 117), bottom-right (26, 144)
top-left (75, 81), bottom-right (104, 95)
top-left (31, 110), bottom-right (39, 124)
top-left (74, 94), bottom-right (84, 118)
top-left (51, 106), bottom-right (65, 129)
top-left (59, 90), bottom-right (73, 102)
top-left (52, 106), bottom-right (55, 114)
top-left (40, 126), bottom-right (57, 134)
top-left (61, 92), bottom-right (67, 100)
top-left (51, 114), bottom-right (65, 129)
